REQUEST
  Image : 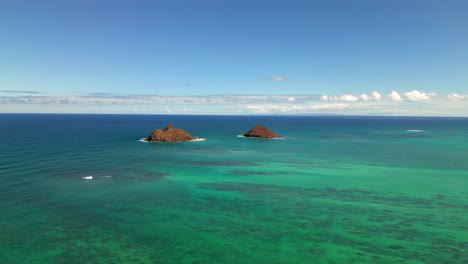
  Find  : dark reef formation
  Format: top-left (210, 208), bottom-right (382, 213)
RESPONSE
top-left (146, 124), bottom-right (197, 142)
top-left (243, 124), bottom-right (281, 139)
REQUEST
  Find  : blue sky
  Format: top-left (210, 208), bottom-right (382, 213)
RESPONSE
top-left (1, 0), bottom-right (468, 115)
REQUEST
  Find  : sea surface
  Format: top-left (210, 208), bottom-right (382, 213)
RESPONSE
top-left (1, 114), bottom-right (467, 264)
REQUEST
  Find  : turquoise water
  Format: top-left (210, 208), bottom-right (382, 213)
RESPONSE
top-left (1, 114), bottom-right (467, 263)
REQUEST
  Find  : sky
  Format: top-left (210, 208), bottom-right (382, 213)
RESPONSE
top-left (1, 0), bottom-right (468, 115)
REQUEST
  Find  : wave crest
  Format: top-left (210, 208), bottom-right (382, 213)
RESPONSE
top-left (406, 129), bottom-right (426, 132)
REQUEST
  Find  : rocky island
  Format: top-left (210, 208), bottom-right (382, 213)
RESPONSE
top-left (243, 124), bottom-right (281, 139)
top-left (146, 124), bottom-right (198, 142)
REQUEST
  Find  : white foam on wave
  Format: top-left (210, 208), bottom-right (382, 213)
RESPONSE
top-left (238, 135), bottom-right (284, 139)
top-left (82, 176), bottom-right (93, 180)
top-left (102, 175), bottom-right (113, 178)
top-left (406, 129), bottom-right (426, 132)
top-left (138, 138), bottom-right (206, 143)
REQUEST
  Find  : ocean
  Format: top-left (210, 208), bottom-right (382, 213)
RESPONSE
top-left (1, 114), bottom-right (467, 263)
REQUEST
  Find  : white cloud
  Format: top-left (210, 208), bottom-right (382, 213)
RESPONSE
top-left (247, 103), bottom-right (350, 114)
top-left (3, 92), bottom-right (468, 116)
top-left (0, 95), bottom-right (314, 105)
top-left (360, 94), bottom-right (370, 101)
top-left (247, 105), bottom-right (267, 114)
top-left (309, 103), bottom-right (350, 110)
top-left (388, 91), bottom-right (403, 101)
top-left (322, 92), bottom-right (382, 102)
top-left (448, 93), bottom-right (467, 101)
top-left (321, 94), bottom-right (358, 102)
top-left (404, 90), bottom-right (432, 102)
top-left (264, 75), bottom-right (287, 81)
top-left (321, 90), bottom-right (437, 104)
top-left (340, 94), bottom-right (359, 102)
top-left (360, 91), bottom-right (382, 101)
top-left (371, 91), bottom-right (382, 100)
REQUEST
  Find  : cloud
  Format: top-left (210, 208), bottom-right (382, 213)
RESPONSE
top-left (2, 92), bottom-right (467, 116)
top-left (339, 94), bottom-right (359, 102)
top-left (247, 103), bottom-right (350, 114)
top-left (360, 91), bottom-right (382, 101)
top-left (321, 94), bottom-right (359, 102)
top-left (371, 91), bottom-right (383, 100)
top-left (247, 105), bottom-right (268, 114)
top-left (323, 90), bottom-right (436, 103)
top-left (86, 92), bottom-right (118, 97)
top-left (0, 90), bottom-right (41, 94)
top-left (1, 95), bottom-right (301, 105)
top-left (323, 91), bottom-right (382, 102)
top-left (0, 92), bottom-right (439, 107)
top-left (388, 90), bottom-right (403, 101)
top-left (309, 103), bottom-right (350, 110)
top-left (404, 90), bottom-right (435, 102)
top-left (264, 75), bottom-right (288, 81)
top-left (448, 93), bottom-right (467, 101)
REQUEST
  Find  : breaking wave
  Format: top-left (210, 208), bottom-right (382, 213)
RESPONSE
top-left (406, 129), bottom-right (426, 132)
top-left (139, 138), bottom-right (205, 142)
top-left (238, 135), bottom-right (283, 139)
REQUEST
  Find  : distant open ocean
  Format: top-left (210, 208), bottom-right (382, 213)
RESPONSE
top-left (1, 114), bottom-right (467, 263)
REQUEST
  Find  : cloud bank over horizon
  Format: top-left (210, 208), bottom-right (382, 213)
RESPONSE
top-left (320, 90), bottom-right (440, 103)
top-left (1, 89), bottom-right (468, 116)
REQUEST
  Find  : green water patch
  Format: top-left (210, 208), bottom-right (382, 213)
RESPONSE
top-left (195, 181), bottom-right (468, 263)
top-left (2, 170), bottom-right (467, 264)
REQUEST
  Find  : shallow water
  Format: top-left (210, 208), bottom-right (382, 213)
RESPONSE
top-left (1, 114), bottom-right (467, 263)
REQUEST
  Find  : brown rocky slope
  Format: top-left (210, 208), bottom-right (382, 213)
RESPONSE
top-left (146, 124), bottom-right (197, 142)
top-left (243, 124), bottom-right (281, 138)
